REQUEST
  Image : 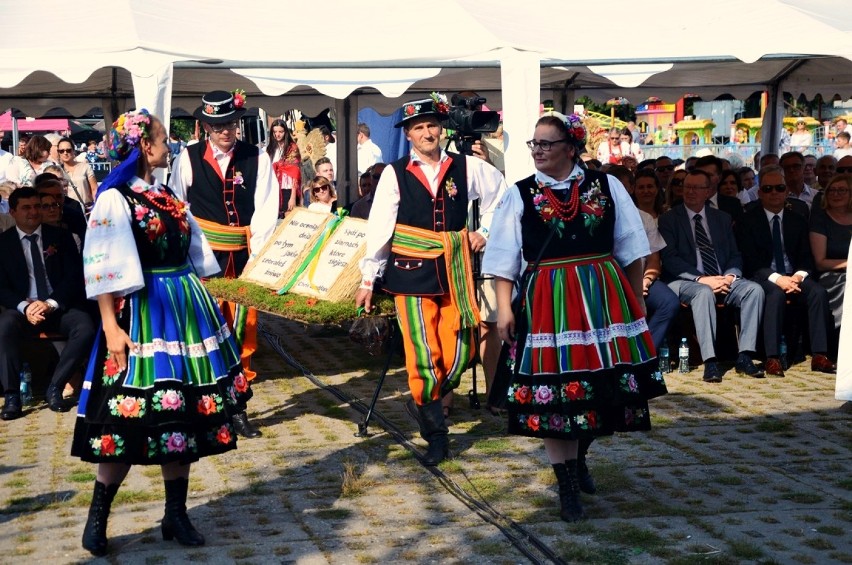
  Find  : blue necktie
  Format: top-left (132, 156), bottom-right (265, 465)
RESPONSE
top-left (693, 214), bottom-right (720, 276)
top-left (25, 234), bottom-right (49, 300)
top-left (772, 215), bottom-right (788, 275)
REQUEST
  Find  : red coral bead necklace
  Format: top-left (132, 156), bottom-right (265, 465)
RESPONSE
top-left (541, 178), bottom-right (581, 222)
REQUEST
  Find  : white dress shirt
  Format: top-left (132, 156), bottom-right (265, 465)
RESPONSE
top-left (763, 208), bottom-right (809, 283)
top-left (15, 225), bottom-right (58, 313)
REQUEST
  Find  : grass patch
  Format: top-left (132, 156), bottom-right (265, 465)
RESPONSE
top-left (227, 547), bottom-right (256, 559)
top-left (471, 437), bottom-right (512, 454)
top-left (66, 472), bottom-right (96, 483)
top-left (555, 540), bottom-right (629, 564)
top-left (816, 525), bottom-right (844, 535)
top-left (340, 460), bottom-right (377, 498)
top-left (5, 476), bottom-right (28, 488)
top-left (727, 539), bottom-right (765, 560)
top-left (204, 278), bottom-right (394, 325)
top-left (803, 537), bottom-right (835, 550)
top-left (315, 507), bottom-right (352, 520)
top-left (780, 492), bottom-right (824, 504)
top-left (597, 522), bottom-right (669, 556)
top-left (467, 476), bottom-right (500, 500)
top-left (755, 419), bottom-right (793, 434)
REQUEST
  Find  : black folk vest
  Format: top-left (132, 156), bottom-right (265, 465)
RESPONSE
top-left (186, 140), bottom-right (259, 227)
top-left (383, 153), bottom-right (469, 296)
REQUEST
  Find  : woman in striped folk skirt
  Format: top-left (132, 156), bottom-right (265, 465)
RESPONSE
top-left (482, 113), bottom-right (667, 522)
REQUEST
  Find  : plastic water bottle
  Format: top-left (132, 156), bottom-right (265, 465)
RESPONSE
top-left (658, 343), bottom-right (670, 374)
top-left (779, 336), bottom-right (788, 370)
top-left (19, 363), bottom-right (33, 406)
top-left (678, 338), bottom-right (690, 373)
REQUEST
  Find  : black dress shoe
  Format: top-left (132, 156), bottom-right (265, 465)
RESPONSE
top-left (45, 385), bottom-right (72, 413)
top-left (702, 361), bottom-right (723, 383)
top-left (735, 353), bottom-right (764, 378)
top-left (1, 394), bottom-right (22, 421)
top-left (232, 411), bottom-right (262, 438)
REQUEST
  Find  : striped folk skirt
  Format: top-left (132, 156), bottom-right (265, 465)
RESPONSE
top-left (501, 254), bottom-right (667, 440)
top-left (71, 265), bottom-right (252, 464)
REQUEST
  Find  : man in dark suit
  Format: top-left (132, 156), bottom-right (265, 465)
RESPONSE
top-left (659, 170), bottom-right (765, 382)
top-left (693, 155), bottom-right (744, 223)
top-left (0, 187), bottom-right (95, 419)
top-left (735, 165), bottom-right (835, 377)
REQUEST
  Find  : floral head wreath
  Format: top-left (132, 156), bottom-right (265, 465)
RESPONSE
top-left (109, 108), bottom-right (152, 161)
top-left (542, 111), bottom-right (587, 148)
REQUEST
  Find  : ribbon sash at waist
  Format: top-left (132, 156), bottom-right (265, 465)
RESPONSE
top-left (195, 217), bottom-right (251, 253)
top-left (391, 224), bottom-right (480, 330)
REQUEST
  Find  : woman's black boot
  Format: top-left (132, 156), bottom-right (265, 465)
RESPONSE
top-left (161, 477), bottom-right (205, 546)
top-left (577, 437), bottom-right (597, 495)
top-left (552, 460), bottom-right (586, 522)
top-left (82, 480), bottom-right (120, 556)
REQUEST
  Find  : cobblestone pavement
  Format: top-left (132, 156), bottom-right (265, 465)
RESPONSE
top-left (0, 313), bottom-right (850, 564)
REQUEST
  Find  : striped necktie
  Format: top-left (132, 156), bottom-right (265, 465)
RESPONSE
top-left (693, 214), bottom-right (720, 276)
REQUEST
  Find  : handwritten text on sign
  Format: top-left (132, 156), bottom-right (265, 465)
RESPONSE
top-left (241, 213), bottom-right (326, 288)
top-left (292, 221), bottom-right (368, 297)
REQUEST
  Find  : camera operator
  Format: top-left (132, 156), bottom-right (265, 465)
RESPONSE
top-left (442, 91), bottom-right (507, 418)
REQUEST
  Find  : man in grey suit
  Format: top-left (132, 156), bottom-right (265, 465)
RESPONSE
top-left (658, 170), bottom-right (765, 382)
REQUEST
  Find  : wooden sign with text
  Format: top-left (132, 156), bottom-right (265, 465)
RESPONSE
top-left (239, 209), bottom-right (330, 289)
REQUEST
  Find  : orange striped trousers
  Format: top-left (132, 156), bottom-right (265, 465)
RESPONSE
top-left (395, 294), bottom-right (475, 406)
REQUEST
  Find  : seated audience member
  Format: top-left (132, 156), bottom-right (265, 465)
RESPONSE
top-left (666, 169), bottom-right (686, 209)
top-left (738, 166), bottom-right (756, 192)
top-left (809, 172), bottom-right (852, 335)
top-left (0, 187), bottom-right (96, 420)
top-left (815, 155), bottom-right (837, 190)
top-left (634, 169), bottom-right (666, 219)
top-left (693, 155), bottom-right (743, 222)
top-left (804, 154), bottom-right (818, 187)
top-left (351, 163), bottom-right (386, 220)
top-left (780, 151), bottom-right (818, 209)
top-left (684, 156), bottom-right (698, 171)
top-left (654, 156), bottom-right (676, 189)
top-left (658, 170), bottom-right (765, 383)
top-left (34, 173), bottom-right (86, 243)
top-left (306, 176), bottom-right (337, 214)
top-left (735, 165), bottom-right (835, 377)
top-left (718, 170), bottom-right (742, 199)
top-left (38, 180), bottom-right (81, 251)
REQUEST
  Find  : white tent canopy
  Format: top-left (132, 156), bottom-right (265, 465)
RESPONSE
top-left (1, 0), bottom-right (851, 181)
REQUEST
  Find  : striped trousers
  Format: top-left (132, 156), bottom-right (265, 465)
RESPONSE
top-left (395, 294), bottom-right (475, 406)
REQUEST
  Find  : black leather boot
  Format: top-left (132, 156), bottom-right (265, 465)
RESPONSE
top-left (417, 400), bottom-right (449, 466)
top-left (161, 477), bottom-right (205, 546)
top-left (81, 480), bottom-right (120, 556)
top-left (577, 437), bottom-right (596, 495)
top-left (552, 460), bottom-right (586, 522)
top-left (232, 411), bottom-right (262, 438)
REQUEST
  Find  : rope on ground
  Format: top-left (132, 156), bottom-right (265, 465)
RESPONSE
top-left (259, 321), bottom-right (568, 565)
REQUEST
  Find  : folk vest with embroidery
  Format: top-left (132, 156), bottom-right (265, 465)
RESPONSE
top-left (186, 140), bottom-right (259, 227)
top-left (517, 169), bottom-right (615, 262)
top-left (383, 153), bottom-right (468, 296)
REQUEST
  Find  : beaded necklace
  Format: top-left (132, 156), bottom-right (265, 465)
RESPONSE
top-left (541, 178), bottom-right (581, 222)
top-left (137, 185), bottom-right (185, 220)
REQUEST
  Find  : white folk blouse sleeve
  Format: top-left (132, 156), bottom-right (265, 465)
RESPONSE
top-left (249, 149), bottom-right (278, 258)
top-left (82, 188), bottom-right (145, 299)
top-left (359, 165), bottom-right (400, 282)
top-left (481, 185), bottom-right (524, 281)
top-left (466, 155), bottom-right (507, 237)
top-left (609, 174), bottom-right (650, 267)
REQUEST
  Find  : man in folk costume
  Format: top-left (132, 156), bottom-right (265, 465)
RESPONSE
top-left (171, 90), bottom-right (277, 438)
top-left (355, 93), bottom-right (506, 465)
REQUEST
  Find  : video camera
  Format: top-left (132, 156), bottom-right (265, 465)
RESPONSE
top-left (446, 94), bottom-right (500, 156)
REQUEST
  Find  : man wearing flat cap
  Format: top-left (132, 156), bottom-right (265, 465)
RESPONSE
top-left (355, 93), bottom-right (506, 465)
top-left (172, 89), bottom-right (277, 439)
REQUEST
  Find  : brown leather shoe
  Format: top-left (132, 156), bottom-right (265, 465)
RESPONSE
top-left (811, 354), bottom-right (837, 374)
top-left (764, 357), bottom-right (785, 378)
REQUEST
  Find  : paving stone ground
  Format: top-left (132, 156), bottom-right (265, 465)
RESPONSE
top-left (0, 313), bottom-right (850, 564)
